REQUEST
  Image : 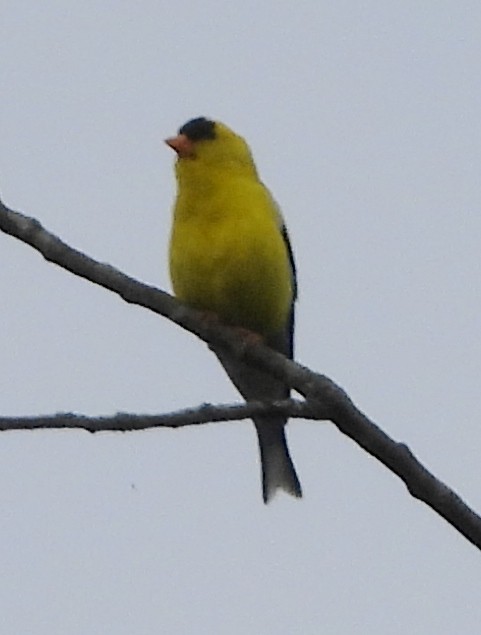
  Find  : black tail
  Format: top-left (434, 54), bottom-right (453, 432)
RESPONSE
top-left (212, 344), bottom-right (302, 502)
top-left (255, 421), bottom-right (302, 503)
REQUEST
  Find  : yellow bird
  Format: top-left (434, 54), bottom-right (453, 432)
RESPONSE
top-left (166, 117), bottom-right (302, 503)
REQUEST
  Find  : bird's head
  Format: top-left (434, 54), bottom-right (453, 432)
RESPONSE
top-left (165, 117), bottom-right (258, 180)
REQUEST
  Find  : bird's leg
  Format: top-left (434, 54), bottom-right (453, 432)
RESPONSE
top-left (200, 310), bottom-right (264, 348)
top-left (231, 326), bottom-right (264, 346)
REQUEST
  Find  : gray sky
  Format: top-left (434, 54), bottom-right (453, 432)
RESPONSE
top-left (1, 2), bottom-right (481, 633)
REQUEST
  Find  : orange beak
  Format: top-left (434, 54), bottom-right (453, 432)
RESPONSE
top-left (164, 134), bottom-right (195, 158)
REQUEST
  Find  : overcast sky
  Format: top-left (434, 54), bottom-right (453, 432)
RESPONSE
top-left (1, 2), bottom-right (481, 634)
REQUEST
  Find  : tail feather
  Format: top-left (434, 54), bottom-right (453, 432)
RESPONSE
top-left (211, 345), bottom-right (302, 502)
top-left (256, 421), bottom-right (302, 503)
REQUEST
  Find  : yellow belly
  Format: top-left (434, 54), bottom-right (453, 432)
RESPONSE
top-left (170, 211), bottom-right (292, 335)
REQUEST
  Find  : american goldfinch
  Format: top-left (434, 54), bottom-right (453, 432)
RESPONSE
top-left (166, 117), bottom-right (302, 503)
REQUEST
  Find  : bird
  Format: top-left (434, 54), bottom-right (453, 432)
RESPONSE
top-left (166, 116), bottom-right (302, 503)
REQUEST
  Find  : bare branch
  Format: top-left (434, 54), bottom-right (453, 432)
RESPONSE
top-left (1, 198), bottom-right (481, 551)
top-left (0, 400), bottom-right (322, 432)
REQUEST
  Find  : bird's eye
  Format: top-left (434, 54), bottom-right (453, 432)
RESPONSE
top-left (179, 117), bottom-right (216, 142)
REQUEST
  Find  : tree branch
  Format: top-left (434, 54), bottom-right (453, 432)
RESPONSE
top-left (0, 400), bottom-right (322, 431)
top-left (1, 198), bottom-right (481, 551)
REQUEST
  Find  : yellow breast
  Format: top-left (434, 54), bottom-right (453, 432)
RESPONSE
top-left (169, 177), bottom-right (292, 335)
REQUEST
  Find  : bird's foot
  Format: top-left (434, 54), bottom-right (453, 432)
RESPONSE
top-left (232, 326), bottom-right (264, 345)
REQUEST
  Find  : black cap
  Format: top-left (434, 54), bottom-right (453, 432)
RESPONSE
top-left (179, 117), bottom-right (216, 142)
